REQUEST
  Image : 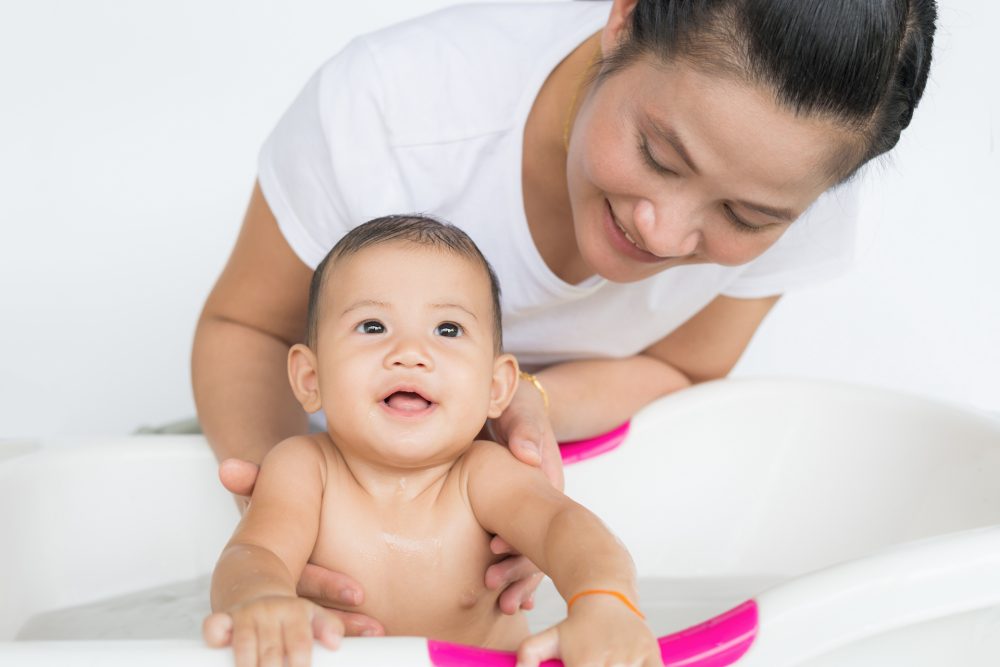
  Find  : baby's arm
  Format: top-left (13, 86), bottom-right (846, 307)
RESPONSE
top-left (203, 435), bottom-right (343, 667)
top-left (465, 443), bottom-right (661, 667)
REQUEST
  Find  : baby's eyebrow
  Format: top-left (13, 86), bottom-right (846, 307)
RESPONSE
top-left (431, 303), bottom-right (478, 321)
top-left (340, 299), bottom-right (390, 316)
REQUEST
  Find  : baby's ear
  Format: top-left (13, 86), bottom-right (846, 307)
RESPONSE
top-left (487, 353), bottom-right (519, 419)
top-left (288, 344), bottom-right (322, 413)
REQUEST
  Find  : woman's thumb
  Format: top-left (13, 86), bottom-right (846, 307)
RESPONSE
top-left (507, 427), bottom-right (542, 466)
top-left (218, 458), bottom-right (260, 496)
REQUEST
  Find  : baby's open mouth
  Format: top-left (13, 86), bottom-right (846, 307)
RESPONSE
top-left (383, 390), bottom-right (433, 412)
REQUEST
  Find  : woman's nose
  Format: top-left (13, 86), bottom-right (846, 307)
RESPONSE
top-left (384, 334), bottom-right (433, 370)
top-left (633, 197), bottom-right (700, 258)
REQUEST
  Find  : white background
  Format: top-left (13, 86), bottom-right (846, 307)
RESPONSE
top-left (0, 1), bottom-right (997, 437)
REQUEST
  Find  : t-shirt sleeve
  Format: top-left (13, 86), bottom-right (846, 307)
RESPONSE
top-left (257, 38), bottom-right (392, 269)
top-left (720, 178), bottom-right (861, 299)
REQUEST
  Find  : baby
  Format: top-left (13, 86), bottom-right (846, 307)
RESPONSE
top-left (202, 215), bottom-right (660, 667)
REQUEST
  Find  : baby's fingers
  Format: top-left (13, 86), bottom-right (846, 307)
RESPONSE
top-left (256, 618), bottom-right (284, 667)
top-left (282, 617), bottom-right (315, 667)
top-left (230, 617), bottom-right (259, 667)
top-left (312, 607), bottom-right (345, 649)
top-left (202, 612), bottom-right (233, 647)
top-left (516, 626), bottom-right (560, 667)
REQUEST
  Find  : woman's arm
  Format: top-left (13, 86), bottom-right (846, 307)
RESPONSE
top-left (535, 294), bottom-right (780, 441)
top-left (191, 181), bottom-right (314, 464)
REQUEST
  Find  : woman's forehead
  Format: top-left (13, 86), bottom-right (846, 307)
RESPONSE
top-left (622, 58), bottom-right (852, 196)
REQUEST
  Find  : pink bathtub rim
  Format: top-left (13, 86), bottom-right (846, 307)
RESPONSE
top-left (558, 421), bottom-right (631, 464)
top-left (426, 598), bottom-right (758, 667)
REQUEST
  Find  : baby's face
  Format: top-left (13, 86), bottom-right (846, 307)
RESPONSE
top-left (310, 242), bottom-right (509, 466)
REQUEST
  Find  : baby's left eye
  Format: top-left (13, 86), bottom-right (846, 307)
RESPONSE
top-left (434, 322), bottom-right (463, 338)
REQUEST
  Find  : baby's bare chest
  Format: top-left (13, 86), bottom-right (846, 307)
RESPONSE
top-left (310, 483), bottom-right (506, 639)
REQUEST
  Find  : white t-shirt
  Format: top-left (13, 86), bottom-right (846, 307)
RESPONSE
top-left (258, 1), bottom-right (859, 367)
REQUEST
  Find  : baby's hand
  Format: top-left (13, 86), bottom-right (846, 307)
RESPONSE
top-left (203, 595), bottom-right (344, 667)
top-left (516, 593), bottom-right (661, 667)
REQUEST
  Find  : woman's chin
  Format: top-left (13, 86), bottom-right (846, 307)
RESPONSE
top-left (580, 245), bottom-right (660, 284)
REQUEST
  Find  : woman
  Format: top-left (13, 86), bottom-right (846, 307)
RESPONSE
top-left (192, 0), bottom-right (936, 637)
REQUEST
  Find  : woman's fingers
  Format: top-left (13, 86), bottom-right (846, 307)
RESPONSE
top-left (506, 429), bottom-right (543, 465)
top-left (297, 563), bottom-right (364, 606)
top-left (201, 612), bottom-right (233, 647)
top-left (485, 554), bottom-right (537, 591)
top-left (538, 433), bottom-right (565, 491)
top-left (218, 458), bottom-right (260, 497)
top-left (297, 564), bottom-right (384, 636)
top-left (486, 555), bottom-right (544, 614)
top-left (507, 421), bottom-right (564, 490)
top-left (497, 571), bottom-right (544, 615)
top-left (333, 609), bottom-right (385, 637)
top-left (516, 626), bottom-right (560, 667)
top-left (490, 534), bottom-right (514, 555)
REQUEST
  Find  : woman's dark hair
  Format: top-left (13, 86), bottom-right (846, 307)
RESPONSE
top-left (306, 215), bottom-right (504, 352)
top-left (599, 0), bottom-right (937, 180)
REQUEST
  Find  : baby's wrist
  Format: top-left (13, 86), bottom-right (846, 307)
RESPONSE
top-left (566, 588), bottom-right (644, 619)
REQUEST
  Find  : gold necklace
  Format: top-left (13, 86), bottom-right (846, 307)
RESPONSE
top-left (562, 45), bottom-right (603, 152)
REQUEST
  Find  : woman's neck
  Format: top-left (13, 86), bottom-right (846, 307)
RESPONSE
top-left (521, 32), bottom-right (602, 285)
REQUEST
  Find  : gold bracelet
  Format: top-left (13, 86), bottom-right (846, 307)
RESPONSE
top-left (518, 371), bottom-right (550, 414)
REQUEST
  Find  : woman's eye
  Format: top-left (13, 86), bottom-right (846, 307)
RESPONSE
top-left (355, 320), bottom-right (385, 334)
top-left (434, 322), bottom-right (463, 338)
top-left (638, 134), bottom-right (675, 176)
top-left (723, 204), bottom-right (767, 234)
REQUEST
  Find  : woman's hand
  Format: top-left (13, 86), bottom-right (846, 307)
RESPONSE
top-left (218, 459), bottom-right (385, 637)
top-left (483, 379), bottom-right (566, 614)
top-left (488, 378), bottom-right (564, 490)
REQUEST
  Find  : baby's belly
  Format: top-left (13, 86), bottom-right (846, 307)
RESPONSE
top-left (371, 577), bottom-right (529, 649)
top-left (312, 537), bottom-right (529, 649)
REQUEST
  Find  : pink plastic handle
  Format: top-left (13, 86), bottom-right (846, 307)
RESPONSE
top-left (426, 599), bottom-right (757, 667)
top-left (558, 421), bottom-right (630, 464)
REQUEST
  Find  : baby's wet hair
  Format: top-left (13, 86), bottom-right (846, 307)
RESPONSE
top-left (306, 215), bottom-right (504, 352)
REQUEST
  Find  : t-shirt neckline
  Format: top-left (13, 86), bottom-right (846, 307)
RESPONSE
top-left (507, 5), bottom-right (609, 299)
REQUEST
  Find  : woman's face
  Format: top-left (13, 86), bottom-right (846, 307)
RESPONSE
top-left (566, 55), bottom-right (854, 283)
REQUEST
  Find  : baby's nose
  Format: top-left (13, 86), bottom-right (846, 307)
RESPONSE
top-left (385, 336), bottom-right (433, 370)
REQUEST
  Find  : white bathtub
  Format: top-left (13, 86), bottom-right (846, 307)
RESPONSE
top-left (3, 378), bottom-right (1000, 665)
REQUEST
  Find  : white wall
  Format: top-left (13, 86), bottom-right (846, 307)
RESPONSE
top-left (0, 1), bottom-right (996, 438)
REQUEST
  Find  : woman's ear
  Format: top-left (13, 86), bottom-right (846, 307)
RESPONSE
top-left (487, 353), bottom-right (520, 419)
top-left (288, 343), bottom-right (322, 413)
top-left (601, 0), bottom-right (639, 56)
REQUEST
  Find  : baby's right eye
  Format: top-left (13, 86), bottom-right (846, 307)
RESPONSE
top-left (355, 320), bottom-right (385, 334)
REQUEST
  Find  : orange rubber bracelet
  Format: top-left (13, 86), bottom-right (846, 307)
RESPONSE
top-left (566, 589), bottom-right (645, 619)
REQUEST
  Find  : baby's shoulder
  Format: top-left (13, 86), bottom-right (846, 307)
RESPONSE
top-left (457, 440), bottom-right (538, 488)
top-left (260, 433), bottom-right (335, 488)
top-left (461, 439), bottom-right (517, 467)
